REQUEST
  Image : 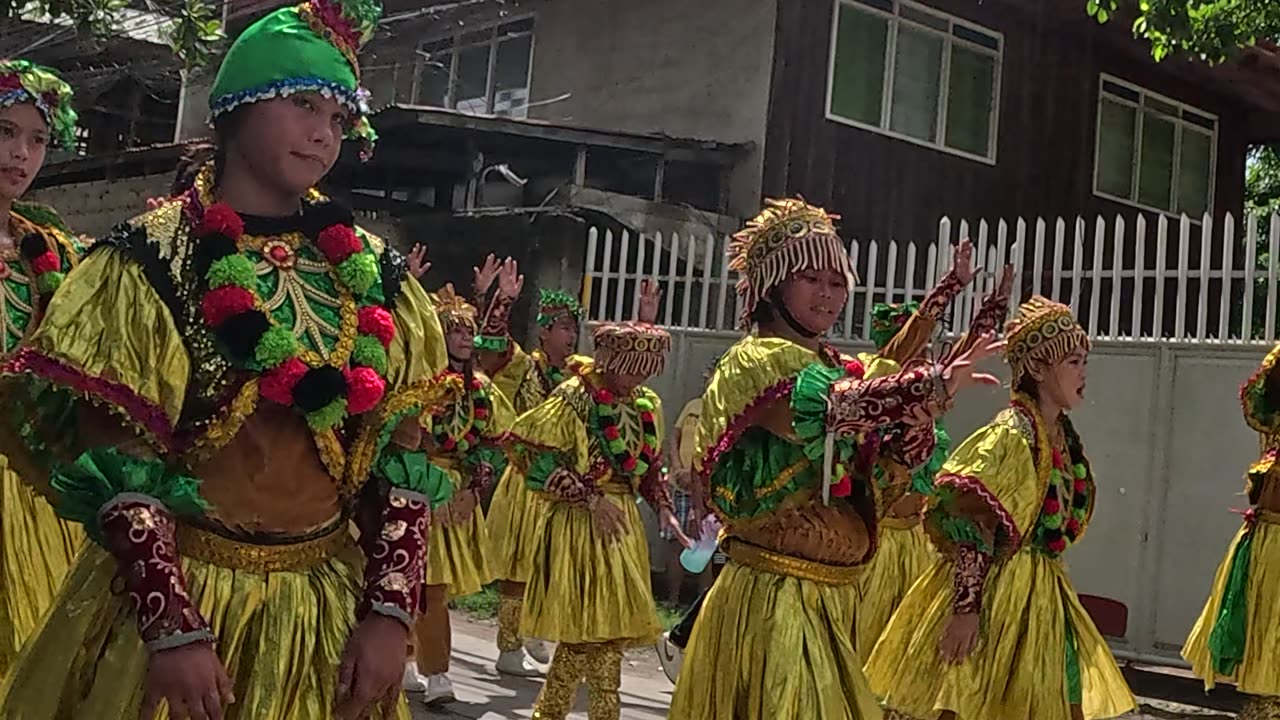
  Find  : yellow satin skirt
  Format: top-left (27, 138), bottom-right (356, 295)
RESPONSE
top-left (0, 542), bottom-right (410, 720)
top-left (520, 493), bottom-right (661, 645)
top-left (487, 465), bottom-right (549, 584)
top-left (865, 549), bottom-right (1136, 720)
top-left (1183, 518), bottom-right (1280, 695)
top-left (0, 457), bottom-right (84, 678)
top-left (854, 519), bottom-right (932, 654)
top-left (425, 502), bottom-right (495, 599)
top-left (668, 555), bottom-right (881, 720)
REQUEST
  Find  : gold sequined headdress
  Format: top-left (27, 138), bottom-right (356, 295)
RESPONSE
top-left (1004, 296), bottom-right (1090, 387)
top-left (728, 198), bottom-right (856, 328)
top-left (592, 321), bottom-right (671, 378)
top-left (432, 283), bottom-right (478, 332)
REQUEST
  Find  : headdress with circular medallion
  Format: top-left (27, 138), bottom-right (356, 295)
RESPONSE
top-left (592, 321), bottom-right (671, 379)
top-left (1004, 296), bottom-right (1090, 388)
top-left (432, 283), bottom-right (478, 332)
top-left (728, 198), bottom-right (856, 329)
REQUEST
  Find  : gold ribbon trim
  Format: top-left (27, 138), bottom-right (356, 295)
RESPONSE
top-left (177, 523), bottom-right (352, 573)
top-left (722, 537), bottom-right (862, 586)
top-left (880, 514), bottom-right (923, 530)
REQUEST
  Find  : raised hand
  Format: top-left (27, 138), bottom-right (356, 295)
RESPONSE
top-left (997, 263), bottom-right (1015, 297)
top-left (473, 254), bottom-right (501, 297)
top-left (952, 238), bottom-right (976, 286)
top-left (407, 243), bottom-right (430, 280)
top-left (941, 333), bottom-right (1004, 399)
top-left (496, 257), bottom-right (524, 300)
top-left (637, 278), bottom-right (662, 324)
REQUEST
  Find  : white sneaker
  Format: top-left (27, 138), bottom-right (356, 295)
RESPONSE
top-left (495, 648), bottom-right (544, 677)
top-left (423, 673), bottom-right (456, 705)
top-left (524, 638), bottom-right (553, 664)
top-left (401, 662), bottom-right (429, 693)
top-left (656, 633), bottom-right (683, 685)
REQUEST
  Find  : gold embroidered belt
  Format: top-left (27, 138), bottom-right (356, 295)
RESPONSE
top-left (177, 523), bottom-right (353, 574)
top-left (722, 538), bottom-right (862, 586)
top-left (880, 514), bottom-right (923, 531)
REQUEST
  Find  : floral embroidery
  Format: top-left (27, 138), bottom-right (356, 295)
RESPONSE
top-left (360, 487), bottom-right (429, 625)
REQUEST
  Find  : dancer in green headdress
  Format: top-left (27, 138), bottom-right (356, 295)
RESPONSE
top-left (0, 2), bottom-right (459, 718)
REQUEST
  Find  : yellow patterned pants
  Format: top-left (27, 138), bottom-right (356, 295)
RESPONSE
top-left (531, 642), bottom-right (624, 720)
top-left (497, 583), bottom-right (525, 652)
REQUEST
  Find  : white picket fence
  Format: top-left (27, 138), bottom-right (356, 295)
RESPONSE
top-left (582, 212), bottom-right (1280, 344)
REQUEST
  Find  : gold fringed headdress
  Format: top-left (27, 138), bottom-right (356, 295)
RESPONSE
top-left (728, 198), bottom-right (856, 329)
top-left (592, 321), bottom-right (671, 378)
top-left (1004, 296), bottom-right (1090, 388)
top-left (432, 283), bottom-right (478, 332)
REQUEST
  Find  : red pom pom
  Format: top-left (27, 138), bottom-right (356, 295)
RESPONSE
top-left (357, 306), bottom-right (395, 348)
top-left (259, 357), bottom-right (308, 405)
top-left (30, 251), bottom-right (60, 275)
top-left (640, 411), bottom-right (655, 424)
top-left (0, 75), bottom-right (20, 92)
top-left (831, 474), bottom-right (853, 498)
top-left (603, 425), bottom-right (620, 441)
top-left (442, 435), bottom-right (457, 450)
top-left (316, 224), bottom-right (362, 263)
top-left (1048, 537), bottom-right (1068, 553)
top-left (470, 378), bottom-right (484, 391)
top-left (199, 203), bottom-right (244, 240)
top-left (594, 388), bottom-right (615, 406)
top-left (621, 456), bottom-right (638, 472)
top-left (344, 366), bottom-right (386, 415)
top-left (844, 360), bottom-right (865, 378)
top-left (1043, 498), bottom-right (1061, 515)
top-left (473, 406), bottom-right (489, 419)
top-left (1074, 478), bottom-right (1088, 494)
top-left (200, 285), bottom-right (256, 327)
top-left (1066, 518), bottom-right (1081, 536)
top-left (1051, 448), bottom-right (1065, 468)
top-left (464, 432), bottom-right (479, 445)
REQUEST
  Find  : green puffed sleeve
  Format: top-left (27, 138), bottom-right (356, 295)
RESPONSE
top-left (507, 378), bottom-right (590, 491)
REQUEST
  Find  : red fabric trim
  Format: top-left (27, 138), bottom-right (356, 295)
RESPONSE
top-left (698, 378), bottom-right (795, 474)
top-left (935, 472), bottom-right (1022, 550)
top-left (6, 347), bottom-right (177, 450)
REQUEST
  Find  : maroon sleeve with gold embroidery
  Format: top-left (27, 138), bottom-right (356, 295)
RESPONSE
top-left (826, 365), bottom-right (947, 437)
top-left (946, 283), bottom-right (1011, 363)
top-left (952, 543), bottom-right (992, 614)
top-left (544, 466), bottom-right (598, 507)
top-left (480, 293), bottom-right (514, 340)
top-left (878, 270), bottom-right (966, 364)
top-left (918, 270), bottom-right (965, 321)
top-left (359, 487), bottom-right (431, 626)
top-left (637, 466), bottom-right (673, 515)
top-left (99, 496), bottom-right (214, 651)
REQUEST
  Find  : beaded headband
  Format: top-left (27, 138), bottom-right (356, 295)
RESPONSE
top-left (592, 321), bottom-right (671, 378)
top-left (728, 198), bottom-right (856, 329)
top-left (1004, 296), bottom-right (1090, 387)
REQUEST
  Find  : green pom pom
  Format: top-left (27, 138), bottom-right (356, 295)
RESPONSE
top-left (351, 335), bottom-right (388, 374)
top-left (634, 460), bottom-right (650, 477)
top-left (596, 404), bottom-right (615, 417)
top-left (1074, 463), bottom-right (1087, 479)
top-left (306, 397), bottom-right (348, 430)
top-left (36, 271), bottom-right (64, 294)
top-left (207, 254), bottom-right (256, 289)
top-left (456, 438), bottom-right (471, 453)
top-left (337, 252), bottom-right (379, 296)
top-left (1042, 513), bottom-right (1062, 530)
top-left (608, 438), bottom-right (625, 453)
top-left (634, 397), bottom-right (654, 412)
top-left (473, 418), bottom-right (488, 431)
top-left (255, 326), bottom-right (298, 368)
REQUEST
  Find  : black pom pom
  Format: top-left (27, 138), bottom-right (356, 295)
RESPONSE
top-left (1043, 528), bottom-right (1063, 542)
top-left (1072, 493), bottom-right (1088, 509)
top-left (1044, 484), bottom-right (1058, 498)
top-left (215, 310), bottom-right (271, 363)
top-left (301, 200), bottom-right (354, 238)
top-left (19, 233), bottom-right (46, 260)
top-left (293, 366), bottom-right (348, 412)
top-left (193, 232), bottom-right (239, 279)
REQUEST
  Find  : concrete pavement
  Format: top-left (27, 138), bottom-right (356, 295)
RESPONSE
top-left (409, 612), bottom-right (1232, 720)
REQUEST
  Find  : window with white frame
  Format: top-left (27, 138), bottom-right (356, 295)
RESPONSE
top-left (414, 16), bottom-right (535, 118)
top-left (826, 0), bottom-right (1002, 163)
top-left (1093, 76), bottom-right (1216, 218)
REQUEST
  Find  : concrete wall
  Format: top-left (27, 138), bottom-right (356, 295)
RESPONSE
top-left (27, 174), bottom-right (171, 238)
top-left (642, 330), bottom-right (1266, 663)
top-left (526, 0), bottom-right (776, 216)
